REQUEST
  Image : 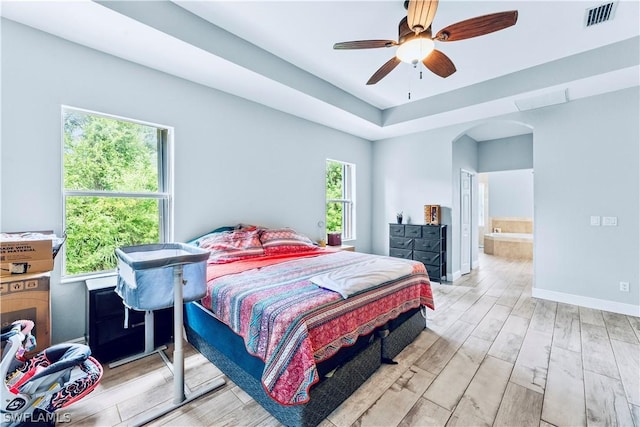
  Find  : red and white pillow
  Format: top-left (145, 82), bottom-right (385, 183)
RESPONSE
top-left (198, 229), bottom-right (265, 263)
top-left (259, 228), bottom-right (318, 255)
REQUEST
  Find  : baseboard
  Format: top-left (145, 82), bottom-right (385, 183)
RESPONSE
top-left (472, 260), bottom-right (480, 269)
top-left (532, 288), bottom-right (640, 317)
top-left (447, 271), bottom-right (462, 282)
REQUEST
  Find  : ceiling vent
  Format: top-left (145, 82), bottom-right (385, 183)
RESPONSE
top-left (584, 2), bottom-right (617, 27)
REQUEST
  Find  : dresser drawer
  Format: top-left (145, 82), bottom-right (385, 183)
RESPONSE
top-left (404, 225), bottom-right (422, 238)
top-left (389, 248), bottom-right (412, 259)
top-left (390, 237), bottom-right (413, 250)
top-left (92, 288), bottom-right (127, 319)
top-left (94, 312), bottom-right (144, 346)
top-left (421, 225), bottom-right (441, 240)
top-left (413, 250), bottom-right (441, 266)
top-left (414, 238), bottom-right (441, 252)
top-left (389, 224), bottom-right (405, 237)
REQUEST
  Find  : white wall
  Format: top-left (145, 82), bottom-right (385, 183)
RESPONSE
top-left (478, 134), bottom-right (533, 172)
top-left (373, 88), bottom-right (639, 316)
top-left (528, 89), bottom-right (639, 314)
top-left (488, 169), bottom-right (534, 219)
top-left (371, 130), bottom-right (454, 265)
top-left (1, 20), bottom-right (373, 343)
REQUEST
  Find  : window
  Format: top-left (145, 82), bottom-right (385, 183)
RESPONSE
top-left (62, 108), bottom-right (171, 276)
top-left (326, 159), bottom-right (355, 240)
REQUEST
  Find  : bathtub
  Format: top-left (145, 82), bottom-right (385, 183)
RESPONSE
top-left (483, 232), bottom-right (533, 259)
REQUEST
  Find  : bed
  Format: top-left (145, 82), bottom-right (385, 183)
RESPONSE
top-left (182, 227), bottom-right (434, 426)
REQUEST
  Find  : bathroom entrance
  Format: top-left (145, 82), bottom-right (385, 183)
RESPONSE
top-left (478, 169), bottom-right (534, 260)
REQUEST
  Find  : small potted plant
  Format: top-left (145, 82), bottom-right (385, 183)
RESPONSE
top-left (396, 211), bottom-right (403, 224)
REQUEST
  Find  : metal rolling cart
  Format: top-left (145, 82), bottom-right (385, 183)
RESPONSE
top-left (114, 243), bottom-right (224, 425)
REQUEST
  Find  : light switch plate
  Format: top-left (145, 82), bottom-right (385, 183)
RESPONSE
top-left (602, 216), bottom-right (618, 226)
top-left (590, 216), bottom-right (601, 226)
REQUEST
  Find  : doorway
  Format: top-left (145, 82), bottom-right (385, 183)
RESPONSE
top-left (451, 120), bottom-right (533, 281)
top-left (478, 169), bottom-right (534, 260)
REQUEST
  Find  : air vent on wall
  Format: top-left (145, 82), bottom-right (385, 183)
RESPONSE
top-left (584, 2), bottom-right (617, 27)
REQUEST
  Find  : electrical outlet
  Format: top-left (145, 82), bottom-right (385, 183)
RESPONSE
top-left (602, 216), bottom-right (618, 226)
top-left (619, 281), bottom-right (630, 292)
top-left (590, 216), bottom-right (601, 226)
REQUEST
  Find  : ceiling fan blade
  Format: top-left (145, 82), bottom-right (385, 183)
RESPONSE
top-left (398, 17), bottom-right (412, 41)
top-left (435, 10), bottom-right (518, 42)
top-left (367, 57), bottom-right (401, 85)
top-left (407, 0), bottom-right (439, 34)
top-left (422, 49), bottom-right (456, 78)
top-left (333, 40), bottom-right (397, 50)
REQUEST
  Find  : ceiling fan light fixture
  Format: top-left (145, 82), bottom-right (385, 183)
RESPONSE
top-left (396, 37), bottom-right (434, 64)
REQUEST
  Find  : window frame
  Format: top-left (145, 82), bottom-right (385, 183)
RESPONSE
top-left (325, 159), bottom-right (356, 241)
top-left (61, 106), bottom-right (174, 280)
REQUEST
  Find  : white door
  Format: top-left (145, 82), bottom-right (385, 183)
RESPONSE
top-left (461, 171), bottom-right (472, 275)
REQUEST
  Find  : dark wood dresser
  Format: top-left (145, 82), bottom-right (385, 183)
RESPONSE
top-left (389, 224), bottom-right (447, 283)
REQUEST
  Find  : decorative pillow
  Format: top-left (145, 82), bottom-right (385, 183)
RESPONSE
top-left (189, 226), bottom-right (235, 246)
top-left (198, 230), bottom-right (265, 263)
top-left (259, 228), bottom-right (318, 255)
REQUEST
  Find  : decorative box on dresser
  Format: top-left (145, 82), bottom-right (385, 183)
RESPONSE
top-left (389, 224), bottom-right (447, 283)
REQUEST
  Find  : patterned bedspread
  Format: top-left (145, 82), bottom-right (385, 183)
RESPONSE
top-left (201, 251), bottom-right (434, 405)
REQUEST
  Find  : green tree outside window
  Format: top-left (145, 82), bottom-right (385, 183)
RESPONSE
top-left (63, 110), bottom-right (168, 275)
top-left (326, 160), bottom-right (355, 240)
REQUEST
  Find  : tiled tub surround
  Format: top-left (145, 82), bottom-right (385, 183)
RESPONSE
top-left (489, 217), bottom-right (533, 234)
top-left (484, 232), bottom-right (533, 259)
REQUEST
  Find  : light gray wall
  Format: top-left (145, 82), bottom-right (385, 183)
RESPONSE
top-left (478, 134), bottom-right (533, 172)
top-left (372, 88), bottom-right (639, 312)
top-left (1, 20), bottom-right (373, 343)
top-left (371, 130), bottom-right (453, 268)
top-left (527, 89), bottom-right (639, 305)
top-left (488, 169), bottom-right (534, 218)
top-left (452, 135), bottom-right (479, 275)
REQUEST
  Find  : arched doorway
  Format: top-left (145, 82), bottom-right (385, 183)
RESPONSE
top-left (451, 120), bottom-right (533, 279)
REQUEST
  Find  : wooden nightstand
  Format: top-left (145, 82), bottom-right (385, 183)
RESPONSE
top-left (332, 244), bottom-right (355, 252)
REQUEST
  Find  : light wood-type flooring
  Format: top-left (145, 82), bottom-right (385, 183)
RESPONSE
top-left (65, 253), bottom-right (640, 426)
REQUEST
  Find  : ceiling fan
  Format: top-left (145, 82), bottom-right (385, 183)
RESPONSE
top-left (333, 0), bottom-right (518, 85)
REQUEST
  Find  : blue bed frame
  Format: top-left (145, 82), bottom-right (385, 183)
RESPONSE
top-left (183, 302), bottom-right (425, 427)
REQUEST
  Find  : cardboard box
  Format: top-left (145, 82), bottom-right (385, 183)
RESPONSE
top-left (1, 272), bottom-right (51, 354)
top-left (1, 232), bottom-right (55, 276)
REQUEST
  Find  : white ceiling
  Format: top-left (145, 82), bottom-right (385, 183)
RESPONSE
top-left (2, 0), bottom-right (639, 141)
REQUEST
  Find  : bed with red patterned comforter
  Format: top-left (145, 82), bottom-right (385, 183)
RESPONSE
top-left (200, 249), bottom-right (434, 406)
